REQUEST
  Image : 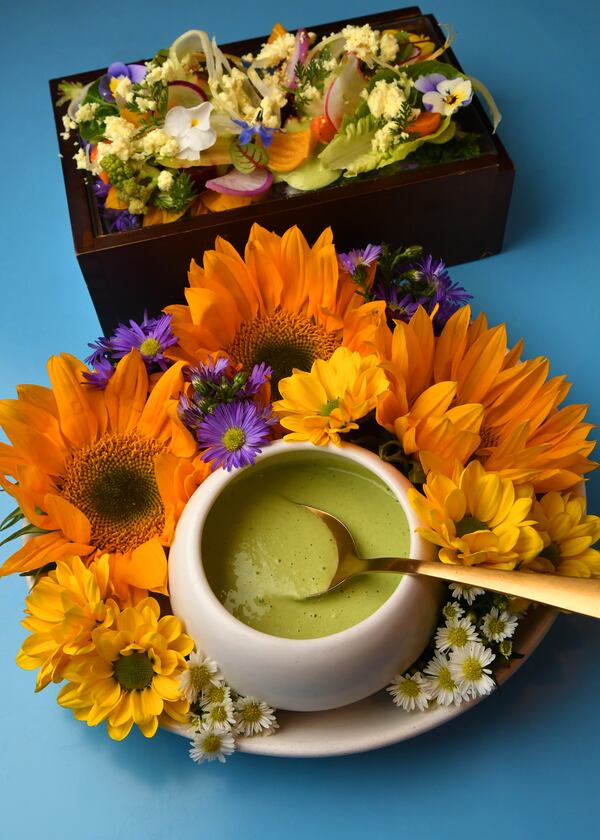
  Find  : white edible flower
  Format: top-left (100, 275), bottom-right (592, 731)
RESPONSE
top-left (164, 101), bottom-right (217, 160)
top-left (178, 650), bottom-right (221, 702)
top-left (157, 170), bottom-right (174, 192)
top-left (189, 726), bottom-right (236, 764)
top-left (423, 651), bottom-right (469, 706)
top-left (367, 79), bottom-right (407, 120)
top-left (435, 617), bottom-right (480, 653)
top-left (379, 32), bottom-right (399, 62)
top-left (387, 672), bottom-right (430, 712)
top-left (422, 77), bottom-right (472, 116)
top-left (234, 696), bottom-right (278, 737)
top-left (75, 101), bottom-right (99, 123)
top-left (442, 600), bottom-right (465, 621)
top-left (481, 607), bottom-right (519, 643)
top-left (342, 24), bottom-right (380, 64)
top-left (448, 582), bottom-right (486, 605)
top-left (254, 32), bottom-right (296, 66)
top-left (449, 642), bottom-right (496, 698)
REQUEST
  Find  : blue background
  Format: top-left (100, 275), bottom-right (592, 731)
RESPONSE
top-left (1, 0), bottom-right (599, 837)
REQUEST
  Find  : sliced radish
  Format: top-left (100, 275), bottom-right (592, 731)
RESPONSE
top-left (286, 29), bottom-right (310, 90)
top-left (167, 80), bottom-right (207, 110)
top-left (205, 168), bottom-right (273, 196)
top-left (324, 55), bottom-right (367, 130)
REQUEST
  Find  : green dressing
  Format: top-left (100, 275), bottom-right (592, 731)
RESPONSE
top-left (201, 452), bottom-right (410, 639)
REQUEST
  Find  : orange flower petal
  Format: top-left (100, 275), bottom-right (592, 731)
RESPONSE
top-left (43, 494), bottom-right (91, 544)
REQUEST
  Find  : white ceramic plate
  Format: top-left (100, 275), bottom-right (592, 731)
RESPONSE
top-left (168, 606), bottom-right (556, 757)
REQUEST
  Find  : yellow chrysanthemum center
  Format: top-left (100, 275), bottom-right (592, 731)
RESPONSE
top-left (139, 337), bottom-right (161, 357)
top-left (401, 679), bottom-right (421, 698)
top-left (241, 702), bottom-right (262, 723)
top-left (203, 734), bottom-right (222, 754)
top-left (461, 658), bottom-right (484, 682)
top-left (448, 627), bottom-right (470, 647)
top-left (61, 432), bottom-right (166, 553)
top-left (456, 516), bottom-right (487, 537)
top-left (227, 309), bottom-right (339, 392)
top-left (540, 541), bottom-right (561, 565)
top-left (114, 652), bottom-right (154, 690)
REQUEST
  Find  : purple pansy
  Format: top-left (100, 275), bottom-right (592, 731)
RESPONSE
top-left (414, 73), bottom-right (447, 95)
top-left (111, 312), bottom-right (178, 370)
top-left (337, 244), bottom-right (382, 276)
top-left (232, 119), bottom-right (278, 148)
top-left (198, 401), bottom-right (275, 471)
top-left (99, 62), bottom-right (147, 102)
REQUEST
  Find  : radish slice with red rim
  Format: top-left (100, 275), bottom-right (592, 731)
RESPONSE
top-left (205, 168), bottom-right (273, 195)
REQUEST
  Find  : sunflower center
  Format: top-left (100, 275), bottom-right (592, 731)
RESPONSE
top-left (114, 652), bottom-right (154, 690)
top-left (139, 337), bottom-right (161, 357)
top-left (456, 516), bottom-right (487, 537)
top-left (61, 432), bottom-right (166, 553)
top-left (222, 426), bottom-right (246, 452)
top-left (227, 309), bottom-right (340, 395)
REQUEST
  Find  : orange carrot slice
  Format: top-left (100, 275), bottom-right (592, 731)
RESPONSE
top-left (143, 206), bottom-right (188, 227)
top-left (105, 187), bottom-right (129, 210)
top-left (267, 128), bottom-right (316, 173)
top-left (201, 191), bottom-right (254, 212)
top-left (405, 111), bottom-right (442, 136)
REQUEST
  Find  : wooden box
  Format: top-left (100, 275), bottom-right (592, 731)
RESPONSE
top-left (50, 6), bottom-right (515, 333)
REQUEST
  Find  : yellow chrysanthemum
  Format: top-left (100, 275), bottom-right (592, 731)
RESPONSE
top-left (375, 305), bottom-right (597, 490)
top-left (0, 351), bottom-right (210, 599)
top-left (57, 597), bottom-right (194, 740)
top-left (272, 346), bottom-right (389, 445)
top-left (165, 224), bottom-right (390, 393)
top-left (523, 491), bottom-right (600, 578)
top-left (408, 461), bottom-right (544, 570)
top-left (377, 309), bottom-right (483, 474)
top-left (16, 555), bottom-right (125, 692)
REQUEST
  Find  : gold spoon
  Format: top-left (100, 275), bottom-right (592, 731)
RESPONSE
top-left (302, 505), bottom-right (600, 618)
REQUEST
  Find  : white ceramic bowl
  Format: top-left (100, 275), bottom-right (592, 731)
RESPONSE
top-left (168, 441), bottom-right (442, 711)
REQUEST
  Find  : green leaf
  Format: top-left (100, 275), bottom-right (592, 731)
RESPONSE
top-left (229, 140), bottom-right (268, 174)
top-left (404, 59), bottom-right (463, 81)
top-left (318, 115), bottom-right (379, 171)
top-left (0, 505), bottom-right (24, 532)
top-left (0, 523), bottom-right (49, 548)
top-left (468, 75), bottom-right (502, 131)
top-left (77, 78), bottom-right (119, 142)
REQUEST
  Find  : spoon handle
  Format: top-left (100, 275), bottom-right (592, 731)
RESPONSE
top-left (370, 558), bottom-right (600, 619)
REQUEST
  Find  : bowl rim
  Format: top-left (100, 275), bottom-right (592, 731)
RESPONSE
top-left (169, 440), bottom-right (435, 650)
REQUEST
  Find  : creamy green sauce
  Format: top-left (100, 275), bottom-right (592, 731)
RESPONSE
top-left (201, 451), bottom-right (410, 639)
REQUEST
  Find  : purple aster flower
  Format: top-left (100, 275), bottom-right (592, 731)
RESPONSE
top-left (99, 62), bottom-right (147, 102)
top-left (243, 362), bottom-right (272, 396)
top-left (84, 335), bottom-right (112, 368)
top-left (232, 119), bottom-right (278, 148)
top-left (186, 357), bottom-right (231, 390)
top-left (338, 244), bottom-right (382, 275)
top-left (198, 401), bottom-right (275, 471)
top-left (111, 312), bottom-right (178, 371)
top-left (177, 392), bottom-right (205, 434)
top-left (107, 210), bottom-right (142, 232)
top-left (93, 179), bottom-right (111, 201)
top-left (83, 356), bottom-right (115, 389)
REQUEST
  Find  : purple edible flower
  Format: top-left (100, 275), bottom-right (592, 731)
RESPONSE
top-left (99, 62), bottom-right (147, 102)
top-left (186, 357), bottom-right (231, 390)
top-left (83, 356), bottom-right (115, 389)
top-left (414, 73), bottom-right (447, 95)
top-left (84, 335), bottom-right (113, 368)
top-left (177, 392), bottom-right (205, 434)
top-left (108, 210), bottom-right (142, 232)
top-left (337, 244), bottom-right (382, 276)
top-left (232, 119), bottom-right (278, 148)
top-left (111, 312), bottom-right (178, 370)
top-left (243, 362), bottom-right (272, 396)
top-left (198, 401), bottom-right (275, 471)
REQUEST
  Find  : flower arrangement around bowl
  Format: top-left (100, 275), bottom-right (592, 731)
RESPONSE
top-left (1, 225), bottom-right (598, 763)
top-left (57, 20), bottom-right (496, 233)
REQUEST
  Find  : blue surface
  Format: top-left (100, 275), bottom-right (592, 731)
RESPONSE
top-left (1, 1), bottom-right (599, 837)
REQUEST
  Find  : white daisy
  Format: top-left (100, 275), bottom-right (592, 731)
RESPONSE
top-left (448, 582), bottom-right (486, 605)
top-left (201, 681), bottom-right (233, 710)
top-left (234, 696), bottom-right (279, 737)
top-left (178, 651), bottom-right (221, 702)
top-left (435, 617), bottom-right (480, 653)
top-left (189, 726), bottom-right (236, 764)
top-left (203, 702), bottom-right (236, 734)
top-left (442, 600), bottom-right (465, 621)
top-left (481, 607), bottom-right (519, 643)
top-left (423, 651), bottom-right (469, 706)
top-left (449, 642), bottom-right (496, 698)
top-left (387, 672), bottom-right (430, 712)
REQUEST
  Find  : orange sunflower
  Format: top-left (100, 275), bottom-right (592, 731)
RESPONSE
top-left (165, 224), bottom-right (390, 392)
top-left (0, 351), bottom-right (209, 600)
top-left (377, 305), bottom-right (597, 491)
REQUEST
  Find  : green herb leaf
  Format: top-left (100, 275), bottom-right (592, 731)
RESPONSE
top-left (229, 140), bottom-right (268, 174)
